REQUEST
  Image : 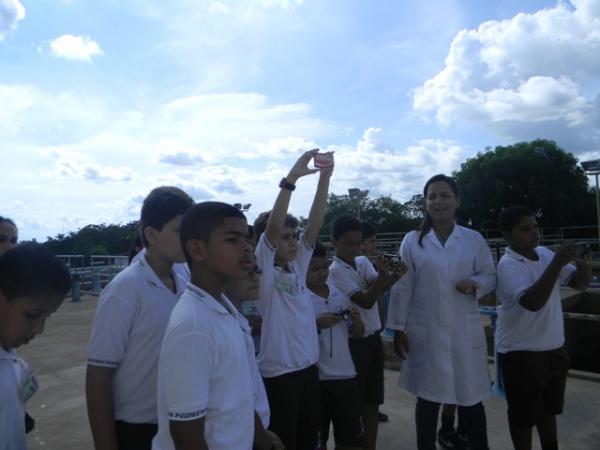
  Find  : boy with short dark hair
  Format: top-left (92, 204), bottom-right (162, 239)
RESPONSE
top-left (86, 186), bottom-right (194, 450)
top-left (0, 243), bottom-right (71, 448)
top-left (308, 240), bottom-right (365, 450)
top-left (152, 202), bottom-right (281, 450)
top-left (328, 214), bottom-right (406, 450)
top-left (496, 206), bottom-right (591, 450)
top-left (254, 149), bottom-right (332, 450)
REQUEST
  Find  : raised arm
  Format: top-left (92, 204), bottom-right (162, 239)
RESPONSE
top-left (304, 167), bottom-right (334, 247)
top-left (264, 150), bottom-right (319, 247)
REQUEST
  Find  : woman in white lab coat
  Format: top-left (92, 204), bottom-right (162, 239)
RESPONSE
top-left (387, 174), bottom-right (496, 450)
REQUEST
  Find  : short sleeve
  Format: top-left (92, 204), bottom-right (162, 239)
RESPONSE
top-left (496, 257), bottom-right (531, 309)
top-left (560, 263), bottom-right (577, 285)
top-left (295, 233), bottom-right (314, 278)
top-left (255, 234), bottom-right (276, 315)
top-left (329, 264), bottom-right (362, 299)
top-left (0, 360), bottom-right (26, 449)
top-left (86, 293), bottom-right (137, 368)
top-left (162, 332), bottom-right (215, 421)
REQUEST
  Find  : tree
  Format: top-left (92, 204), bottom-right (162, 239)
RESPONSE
top-left (453, 139), bottom-right (595, 229)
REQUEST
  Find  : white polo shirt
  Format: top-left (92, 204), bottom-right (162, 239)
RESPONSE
top-left (496, 246), bottom-right (576, 353)
top-left (152, 285), bottom-right (255, 450)
top-left (0, 348), bottom-right (26, 449)
top-left (86, 256), bottom-right (186, 423)
top-left (239, 314), bottom-right (270, 428)
top-left (310, 283), bottom-right (357, 380)
top-left (329, 255), bottom-right (380, 336)
top-left (255, 233), bottom-right (319, 378)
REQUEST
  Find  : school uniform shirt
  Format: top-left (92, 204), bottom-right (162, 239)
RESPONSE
top-left (238, 313), bottom-right (270, 428)
top-left (310, 283), bottom-right (357, 380)
top-left (328, 255), bottom-right (380, 336)
top-left (387, 226), bottom-right (497, 406)
top-left (255, 233), bottom-right (319, 378)
top-left (0, 348), bottom-right (26, 449)
top-left (86, 256), bottom-right (186, 424)
top-left (152, 285), bottom-right (255, 450)
top-left (496, 246), bottom-right (576, 354)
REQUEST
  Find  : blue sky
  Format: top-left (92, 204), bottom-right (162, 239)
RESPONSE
top-left (2, 0), bottom-right (600, 241)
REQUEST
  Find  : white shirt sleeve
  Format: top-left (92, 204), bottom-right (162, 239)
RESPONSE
top-left (386, 234), bottom-right (415, 331)
top-left (329, 264), bottom-right (362, 299)
top-left (470, 233), bottom-right (498, 301)
top-left (497, 257), bottom-right (533, 309)
top-left (560, 263), bottom-right (577, 285)
top-left (162, 331), bottom-right (215, 421)
top-left (359, 256), bottom-right (378, 284)
top-left (255, 234), bottom-right (276, 316)
top-left (0, 360), bottom-right (26, 449)
top-left (86, 293), bottom-right (138, 368)
top-left (295, 232), bottom-right (315, 279)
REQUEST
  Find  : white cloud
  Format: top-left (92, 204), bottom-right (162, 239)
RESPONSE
top-left (326, 128), bottom-right (466, 202)
top-left (50, 34), bottom-right (103, 61)
top-left (0, 0), bottom-right (25, 41)
top-left (413, 0), bottom-right (600, 152)
top-left (50, 148), bottom-right (133, 183)
top-left (241, 136), bottom-right (318, 159)
top-left (158, 146), bottom-right (205, 166)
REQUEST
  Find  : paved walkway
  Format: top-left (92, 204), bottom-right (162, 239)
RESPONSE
top-left (19, 295), bottom-right (600, 449)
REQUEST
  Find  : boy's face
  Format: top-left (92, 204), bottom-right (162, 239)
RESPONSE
top-left (224, 264), bottom-right (261, 302)
top-left (0, 293), bottom-right (63, 348)
top-left (307, 256), bottom-right (329, 288)
top-left (146, 214), bottom-right (186, 264)
top-left (203, 217), bottom-right (254, 280)
top-left (276, 226), bottom-right (298, 262)
top-left (504, 214), bottom-right (539, 250)
top-left (333, 230), bottom-right (362, 263)
top-left (0, 221), bottom-right (18, 256)
top-left (361, 236), bottom-right (376, 256)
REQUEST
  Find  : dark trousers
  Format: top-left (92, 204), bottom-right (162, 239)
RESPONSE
top-left (415, 397), bottom-right (489, 450)
top-left (263, 365), bottom-right (322, 450)
top-left (115, 420), bottom-right (157, 450)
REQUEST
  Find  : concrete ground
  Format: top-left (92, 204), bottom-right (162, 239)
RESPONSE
top-left (20, 295), bottom-right (600, 449)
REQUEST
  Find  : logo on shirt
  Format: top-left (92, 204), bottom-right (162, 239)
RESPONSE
top-left (169, 408), bottom-right (207, 420)
top-left (275, 273), bottom-right (298, 295)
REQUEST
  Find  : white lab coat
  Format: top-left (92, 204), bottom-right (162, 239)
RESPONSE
top-left (387, 225), bottom-right (496, 406)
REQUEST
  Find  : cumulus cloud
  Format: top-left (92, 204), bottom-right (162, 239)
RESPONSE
top-left (50, 34), bottom-right (103, 61)
top-left (413, 0), bottom-right (600, 152)
top-left (240, 136), bottom-right (318, 159)
top-left (0, 0), bottom-right (25, 41)
top-left (214, 179), bottom-right (244, 195)
top-left (159, 149), bottom-right (205, 166)
top-left (329, 128), bottom-right (466, 201)
top-left (51, 148), bottom-right (133, 183)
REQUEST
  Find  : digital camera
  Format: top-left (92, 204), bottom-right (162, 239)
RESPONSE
top-left (384, 253), bottom-right (402, 268)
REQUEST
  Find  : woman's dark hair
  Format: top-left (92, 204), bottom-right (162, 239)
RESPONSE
top-left (417, 174), bottom-right (461, 247)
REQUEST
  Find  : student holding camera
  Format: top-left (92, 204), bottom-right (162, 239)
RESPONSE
top-left (329, 214), bottom-right (407, 450)
top-left (387, 174), bottom-right (496, 450)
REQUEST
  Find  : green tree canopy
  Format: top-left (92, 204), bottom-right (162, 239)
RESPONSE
top-left (453, 139), bottom-right (595, 229)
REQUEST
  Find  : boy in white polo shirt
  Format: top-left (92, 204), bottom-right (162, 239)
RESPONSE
top-left (254, 149), bottom-right (332, 450)
top-left (0, 243), bottom-right (71, 449)
top-left (308, 240), bottom-right (365, 450)
top-left (152, 202), bottom-right (281, 450)
top-left (496, 206), bottom-right (591, 450)
top-left (86, 186), bottom-right (194, 450)
top-left (328, 214), bottom-right (407, 450)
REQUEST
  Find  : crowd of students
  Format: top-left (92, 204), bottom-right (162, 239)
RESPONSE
top-left (0, 149), bottom-right (592, 450)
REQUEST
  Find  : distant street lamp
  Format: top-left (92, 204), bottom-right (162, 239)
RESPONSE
top-left (348, 188), bottom-right (369, 219)
top-left (581, 159), bottom-right (600, 247)
top-left (233, 203), bottom-right (252, 213)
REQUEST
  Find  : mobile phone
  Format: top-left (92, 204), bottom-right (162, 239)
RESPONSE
top-left (575, 242), bottom-right (589, 258)
top-left (314, 152), bottom-right (334, 169)
top-left (384, 253), bottom-right (402, 268)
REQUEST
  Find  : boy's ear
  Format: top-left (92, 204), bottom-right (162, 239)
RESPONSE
top-left (143, 226), bottom-right (157, 246)
top-left (185, 238), bottom-right (208, 263)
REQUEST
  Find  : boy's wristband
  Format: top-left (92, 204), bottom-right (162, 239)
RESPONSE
top-left (279, 177), bottom-right (296, 191)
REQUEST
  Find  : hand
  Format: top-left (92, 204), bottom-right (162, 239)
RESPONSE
top-left (316, 314), bottom-right (342, 329)
top-left (455, 279), bottom-right (479, 294)
top-left (553, 241), bottom-right (576, 267)
top-left (349, 307), bottom-right (361, 324)
top-left (394, 330), bottom-right (409, 360)
top-left (266, 430), bottom-right (284, 450)
top-left (287, 149), bottom-right (320, 183)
